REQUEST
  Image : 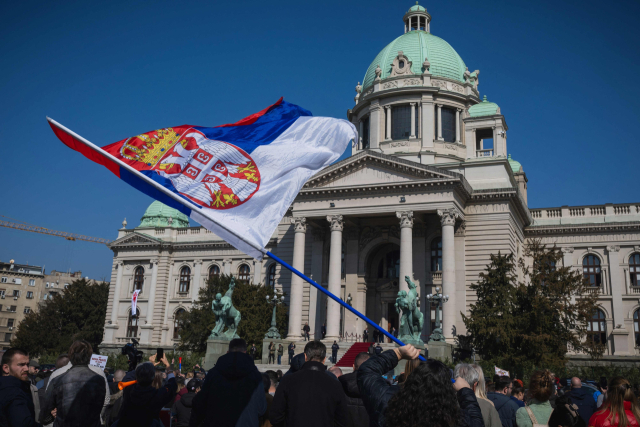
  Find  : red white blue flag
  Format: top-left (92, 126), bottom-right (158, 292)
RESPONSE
top-left (48, 99), bottom-right (356, 259)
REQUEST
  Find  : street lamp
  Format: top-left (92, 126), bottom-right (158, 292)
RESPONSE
top-left (264, 294), bottom-right (286, 339)
top-left (425, 287), bottom-right (449, 342)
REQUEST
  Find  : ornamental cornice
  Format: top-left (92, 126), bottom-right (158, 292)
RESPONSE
top-left (525, 221), bottom-right (640, 236)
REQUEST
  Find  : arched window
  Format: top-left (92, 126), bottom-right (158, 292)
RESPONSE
top-left (441, 107), bottom-right (456, 143)
top-left (391, 105), bottom-right (419, 140)
top-left (587, 309), bottom-right (607, 345)
top-left (238, 264), bottom-right (250, 282)
top-left (126, 309), bottom-right (140, 338)
top-left (267, 264), bottom-right (276, 289)
top-left (361, 116), bottom-right (370, 149)
top-left (179, 267), bottom-right (191, 293)
top-left (173, 309), bottom-right (185, 340)
top-left (431, 238), bottom-right (442, 272)
top-left (630, 253), bottom-right (640, 288)
top-left (583, 255), bottom-right (602, 287)
top-left (209, 265), bottom-right (220, 279)
top-left (634, 309), bottom-right (640, 347)
top-left (133, 267), bottom-right (144, 292)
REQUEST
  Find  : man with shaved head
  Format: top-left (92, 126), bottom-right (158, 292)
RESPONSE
top-left (568, 377), bottom-right (596, 424)
top-left (339, 352), bottom-right (370, 427)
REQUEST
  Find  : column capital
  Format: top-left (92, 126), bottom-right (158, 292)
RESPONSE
top-left (410, 102), bottom-right (417, 107)
top-left (561, 247), bottom-right (574, 254)
top-left (457, 108), bottom-right (462, 112)
top-left (293, 217), bottom-right (307, 233)
top-left (193, 259), bottom-right (203, 265)
top-left (436, 104), bottom-right (443, 108)
top-left (117, 260), bottom-right (124, 267)
top-left (326, 215), bottom-right (344, 231)
top-left (384, 105), bottom-right (391, 110)
top-left (606, 245), bottom-right (620, 253)
top-left (437, 208), bottom-right (460, 227)
top-left (223, 258), bottom-right (232, 265)
top-left (396, 211), bottom-right (414, 228)
top-left (150, 259), bottom-right (160, 265)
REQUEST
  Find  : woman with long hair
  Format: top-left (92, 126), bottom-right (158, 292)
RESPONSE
top-left (151, 369), bottom-right (164, 389)
top-left (516, 370), bottom-right (555, 427)
top-left (466, 364), bottom-right (501, 427)
top-left (589, 377), bottom-right (640, 427)
top-left (471, 364), bottom-right (491, 403)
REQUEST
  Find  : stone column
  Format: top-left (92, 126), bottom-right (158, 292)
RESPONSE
top-left (607, 245), bottom-right (629, 355)
top-left (110, 261), bottom-right (125, 324)
top-left (325, 215), bottom-right (344, 340)
top-left (287, 217), bottom-right (307, 339)
top-left (161, 261), bottom-right (175, 345)
top-left (438, 208), bottom-right (459, 340)
top-left (253, 259), bottom-right (263, 285)
top-left (223, 259), bottom-right (232, 275)
top-left (359, 120), bottom-right (364, 149)
top-left (192, 259), bottom-right (202, 301)
top-left (309, 229), bottom-right (325, 337)
top-left (437, 104), bottom-right (443, 141)
top-left (396, 211), bottom-right (414, 294)
top-left (370, 100), bottom-right (381, 149)
top-left (146, 259), bottom-right (159, 324)
top-left (421, 98), bottom-right (434, 149)
top-left (385, 106), bottom-right (391, 140)
top-left (410, 103), bottom-right (416, 138)
top-left (455, 108), bottom-right (461, 143)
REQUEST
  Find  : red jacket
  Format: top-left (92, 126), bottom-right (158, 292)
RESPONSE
top-left (589, 402), bottom-right (640, 427)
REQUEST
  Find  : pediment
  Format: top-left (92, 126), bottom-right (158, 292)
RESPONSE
top-left (304, 150), bottom-right (459, 189)
top-left (109, 231), bottom-right (162, 248)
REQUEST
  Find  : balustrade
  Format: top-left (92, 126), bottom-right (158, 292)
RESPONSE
top-left (476, 149), bottom-right (493, 157)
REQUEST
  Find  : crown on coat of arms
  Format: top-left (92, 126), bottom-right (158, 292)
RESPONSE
top-left (120, 128), bottom-right (183, 167)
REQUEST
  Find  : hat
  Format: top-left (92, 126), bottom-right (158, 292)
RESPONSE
top-left (28, 360), bottom-right (40, 368)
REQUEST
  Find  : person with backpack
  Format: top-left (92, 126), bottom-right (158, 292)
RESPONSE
top-left (516, 370), bottom-right (554, 427)
top-left (172, 379), bottom-right (201, 426)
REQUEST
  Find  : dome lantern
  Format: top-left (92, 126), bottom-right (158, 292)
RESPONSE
top-left (403, 2), bottom-right (431, 33)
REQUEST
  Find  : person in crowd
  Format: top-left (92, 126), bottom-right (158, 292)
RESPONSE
top-left (569, 377), bottom-right (597, 425)
top-left (104, 369), bottom-right (127, 426)
top-left (487, 375), bottom-right (520, 427)
top-left (117, 358), bottom-right (176, 427)
top-left (250, 343), bottom-right (258, 360)
top-left (190, 339), bottom-right (266, 427)
top-left (277, 344), bottom-right (284, 365)
top-left (172, 379), bottom-right (201, 427)
top-left (328, 366), bottom-right (343, 378)
top-left (368, 343), bottom-right (376, 356)
top-left (322, 323), bottom-right (327, 339)
top-left (288, 342), bottom-right (296, 365)
top-left (276, 370), bottom-right (283, 383)
top-left (375, 343), bottom-right (383, 355)
top-left (468, 364), bottom-right (502, 427)
top-left (303, 322), bottom-right (311, 341)
top-left (339, 352), bottom-right (370, 427)
top-left (270, 340), bottom-right (348, 427)
top-left (597, 380), bottom-right (608, 409)
top-left (589, 377), bottom-right (640, 427)
top-left (515, 370), bottom-right (554, 427)
top-left (265, 371), bottom-right (278, 396)
top-left (548, 394), bottom-right (585, 427)
top-left (511, 385), bottom-right (526, 408)
top-left (27, 360), bottom-right (40, 386)
top-left (37, 354), bottom-right (69, 425)
top-left (260, 374), bottom-right (274, 427)
top-left (282, 354), bottom-right (306, 379)
top-left (373, 329), bottom-right (379, 343)
top-left (268, 342), bottom-right (276, 364)
top-left (152, 369), bottom-right (165, 389)
top-left (357, 344), bottom-right (483, 427)
top-left (174, 377), bottom-right (188, 404)
top-left (390, 327), bottom-right (398, 338)
top-left (363, 329), bottom-right (369, 342)
top-left (41, 340), bottom-right (107, 427)
top-left (186, 372), bottom-right (194, 379)
top-left (0, 348), bottom-right (39, 427)
top-left (332, 341), bottom-right (340, 364)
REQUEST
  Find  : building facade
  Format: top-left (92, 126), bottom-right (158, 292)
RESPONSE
top-left (100, 4), bottom-right (640, 358)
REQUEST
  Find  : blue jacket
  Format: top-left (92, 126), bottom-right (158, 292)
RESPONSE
top-left (487, 392), bottom-right (519, 427)
top-left (0, 375), bottom-right (39, 427)
top-left (568, 387), bottom-right (597, 425)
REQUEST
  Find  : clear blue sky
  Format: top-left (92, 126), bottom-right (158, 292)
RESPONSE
top-left (1, 0), bottom-right (639, 280)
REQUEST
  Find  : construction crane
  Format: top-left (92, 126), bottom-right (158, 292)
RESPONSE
top-left (0, 215), bottom-right (113, 245)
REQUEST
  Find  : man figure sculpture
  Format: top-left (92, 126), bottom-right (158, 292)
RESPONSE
top-left (394, 276), bottom-right (424, 344)
top-left (210, 278), bottom-right (241, 339)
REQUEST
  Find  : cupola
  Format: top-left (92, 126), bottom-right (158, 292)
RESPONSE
top-left (403, 2), bottom-right (431, 33)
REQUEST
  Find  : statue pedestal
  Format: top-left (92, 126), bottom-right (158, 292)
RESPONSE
top-left (204, 339), bottom-right (230, 370)
top-left (427, 340), bottom-right (454, 361)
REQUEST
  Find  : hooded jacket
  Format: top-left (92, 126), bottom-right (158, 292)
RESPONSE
top-left (173, 391), bottom-right (196, 427)
top-left (339, 371), bottom-right (369, 427)
top-left (589, 401), bottom-right (640, 427)
top-left (117, 374), bottom-right (177, 427)
top-left (487, 392), bottom-right (520, 427)
top-left (0, 375), bottom-right (39, 427)
top-left (189, 351), bottom-right (265, 427)
top-left (569, 387), bottom-right (598, 425)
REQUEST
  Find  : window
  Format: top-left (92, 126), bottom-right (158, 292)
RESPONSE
top-left (12, 290), bottom-right (19, 298)
top-left (24, 307), bottom-right (31, 314)
top-left (126, 309), bottom-right (140, 338)
top-left (361, 116), bottom-right (370, 149)
top-left (630, 253), bottom-right (640, 287)
top-left (635, 309), bottom-right (640, 347)
top-left (7, 319), bottom-right (14, 328)
top-left (0, 290), bottom-right (4, 298)
top-left (0, 305), bottom-right (2, 311)
top-left (179, 267), bottom-right (191, 293)
top-left (391, 105), bottom-right (411, 140)
top-left (133, 267), bottom-right (144, 292)
top-left (174, 309), bottom-right (185, 339)
top-left (238, 264), bottom-right (250, 282)
top-left (441, 107), bottom-right (456, 143)
top-left (13, 278), bottom-right (21, 285)
top-left (4, 334), bottom-right (11, 342)
top-left (26, 291), bottom-right (33, 299)
top-left (1, 277), bottom-right (6, 283)
top-left (9, 306), bottom-right (16, 312)
top-left (587, 309), bottom-right (607, 345)
top-left (209, 265), bottom-right (220, 279)
top-left (267, 264), bottom-right (277, 289)
top-left (431, 238), bottom-right (443, 272)
top-left (29, 280), bottom-right (35, 286)
top-left (45, 283), bottom-right (49, 288)
top-left (583, 255), bottom-right (602, 287)
top-left (64, 284), bottom-right (69, 289)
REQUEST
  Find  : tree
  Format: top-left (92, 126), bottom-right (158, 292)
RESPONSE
top-left (12, 278), bottom-right (109, 357)
top-left (177, 274), bottom-right (287, 355)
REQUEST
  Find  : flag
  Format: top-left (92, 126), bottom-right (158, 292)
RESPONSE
top-left (48, 99), bottom-right (357, 259)
top-left (495, 366), bottom-right (509, 377)
top-left (132, 289), bottom-right (140, 316)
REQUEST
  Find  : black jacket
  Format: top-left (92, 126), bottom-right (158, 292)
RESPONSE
top-left (172, 391), bottom-right (196, 427)
top-left (332, 344), bottom-right (340, 353)
top-left (288, 344), bottom-right (296, 354)
top-left (189, 352), bottom-right (265, 427)
top-left (568, 387), bottom-right (597, 425)
top-left (117, 374), bottom-right (177, 427)
top-left (41, 364), bottom-right (106, 427)
top-left (357, 350), bottom-right (484, 427)
top-left (487, 392), bottom-right (519, 427)
top-left (270, 361), bottom-right (349, 427)
top-left (339, 371), bottom-right (369, 427)
top-left (0, 375), bottom-right (38, 427)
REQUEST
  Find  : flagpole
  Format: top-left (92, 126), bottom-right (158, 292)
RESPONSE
top-left (266, 251), bottom-right (426, 361)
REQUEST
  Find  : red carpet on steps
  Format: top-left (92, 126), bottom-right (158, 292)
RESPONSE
top-left (335, 342), bottom-right (371, 367)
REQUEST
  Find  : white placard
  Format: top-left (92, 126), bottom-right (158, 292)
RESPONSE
top-left (495, 366), bottom-right (510, 377)
top-left (89, 354), bottom-right (108, 370)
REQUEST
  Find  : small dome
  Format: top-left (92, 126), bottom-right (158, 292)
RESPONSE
top-left (468, 95), bottom-right (500, 117)
top-left (139, 201), bottom-right (189, 228)
top-left (508, 154), bottom-right (522, 173)
top-left (409, 2), bottom-right (426, 12)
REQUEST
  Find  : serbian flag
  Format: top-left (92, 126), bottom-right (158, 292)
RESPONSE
top-left (48, 99), bottom-right (356, 259)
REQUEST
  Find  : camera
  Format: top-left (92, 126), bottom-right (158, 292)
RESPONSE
top-left (121, 338), bottom-right (144, 371)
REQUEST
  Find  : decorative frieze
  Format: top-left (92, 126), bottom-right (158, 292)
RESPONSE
top-left (389, 141), bottom-right (409, 147)
top-left (382, 81), bottom-right (398, 90)
top-left (403, 78), bottom-right (421, 86)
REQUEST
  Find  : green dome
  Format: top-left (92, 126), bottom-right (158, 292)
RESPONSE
top-left (468, 95), bottom-right (500, 117)
top-left (409, 2), bottom-right (426, 12)
top-left (363, 31), bottom-right (466, 89)
top-left (508, 155), bottom-right (522, 173)
top-left (139, 201), bottom-right (189, 228)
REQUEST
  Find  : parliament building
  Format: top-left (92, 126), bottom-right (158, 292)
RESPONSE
top-left (100, 4), bottom-right (640, 360)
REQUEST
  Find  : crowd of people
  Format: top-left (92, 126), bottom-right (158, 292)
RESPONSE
top-left (2, 339), bottom-right (640, 427)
